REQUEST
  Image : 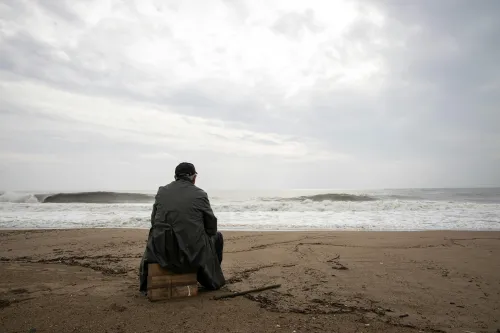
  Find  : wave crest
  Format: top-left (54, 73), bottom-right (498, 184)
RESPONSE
top-left (0, 191), bottom-right (377, 204)
top-left (0, 191), bottom-right (156, 203)
top-left (42, 192), bottom-right (154, 203)
top-left (292, 193), bottom-right (377, 202)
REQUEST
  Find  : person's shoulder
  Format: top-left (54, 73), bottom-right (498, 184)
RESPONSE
top-left (192, 185), bottom-right (209, 198)
top-left (155, 182), bottom-right (174, 195)
top-left (157, 183), bottom-right (172, 191)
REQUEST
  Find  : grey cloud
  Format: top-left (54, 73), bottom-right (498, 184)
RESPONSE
top-left (222, 0), bottom-right (250, 22)
top-left (163, 80), bottom-right (280, 125)
top-left (270, 0), bottom-right (500, 186)
top-left (0, 107), bottom-right (181, 186)
top-left (0, 12), bottom-right (271, 128)
top-left (272, 9), bottom-right (324, 39)
top-left (321, 1), bottom-right (498, 128)
top-left (1, 1), bottom-right (175, 93)
top-left (1, 30), bottom-right (174, 114)
top-left (378, 0), bottom-right (500, 145)
top-left (34, 0), bottom-right (85, 24)
top-left (1, 0), bottom-right (500, 189)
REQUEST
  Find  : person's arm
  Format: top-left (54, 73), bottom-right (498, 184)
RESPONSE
top-left (200, 193), bottom-right (217, 236)
top-left (150, 190), bottom-right (160, 226)
top-left (150, 202), bottom-right (158, 226)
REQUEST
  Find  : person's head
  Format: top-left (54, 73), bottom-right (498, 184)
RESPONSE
top-left (174, 162), bottom-right (197, 184)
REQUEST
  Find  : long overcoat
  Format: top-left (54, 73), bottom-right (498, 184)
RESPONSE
top-left (139, 179), bottom-right (225, 291)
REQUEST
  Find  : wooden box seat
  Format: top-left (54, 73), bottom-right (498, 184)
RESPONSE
top-left (147, 263), bottom-right (198, 302)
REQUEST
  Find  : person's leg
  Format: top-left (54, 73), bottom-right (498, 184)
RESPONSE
top-left (197, 232), bottom-right (225, 290)
top-left (213, 231), bottom-right (223, 264)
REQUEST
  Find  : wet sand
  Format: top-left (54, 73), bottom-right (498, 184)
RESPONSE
top-left (1, 229), bottom-right (499, 333)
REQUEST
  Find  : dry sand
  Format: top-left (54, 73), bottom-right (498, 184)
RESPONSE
top-left (0, 229), bottom-right (499, 333)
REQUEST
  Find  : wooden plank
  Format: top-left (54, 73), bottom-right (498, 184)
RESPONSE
top-left (148, 288), bottom-right (171, 301)
top-left (171, 284), bottom-right (198, 298)
top-left (147, 263), bottom-right (199, 301)
top-left (148, 284), bottom-right (198, 301)
top-left (147, 275), bottom-right (171, 290)
top-left (148, 263), bottom-right (174, 276)
top-left (148, 274), bottom-right (197, 290)
top-left (170, 274), bottom-right (197, 286)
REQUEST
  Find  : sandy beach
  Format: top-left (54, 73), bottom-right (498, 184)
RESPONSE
top-left (0, 229), bottom-right (499, 333)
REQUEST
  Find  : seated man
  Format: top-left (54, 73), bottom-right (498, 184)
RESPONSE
top-left (139, 162), bottom-right (225, 294)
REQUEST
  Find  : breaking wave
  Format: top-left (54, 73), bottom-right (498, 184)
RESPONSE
top-left (290, 193), bottom-right (377, 202)
top-left (0, 191), bottom-right (376, 204)
top-left (0, 191), bottom-right (154, 203)
top-left (0, 192), bottom-right (40, 203)
top-left (42, 192), bottom-right (154, 203)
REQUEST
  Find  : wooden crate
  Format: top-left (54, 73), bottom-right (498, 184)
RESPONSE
top-left (147, 263), bottom-right (198, 302)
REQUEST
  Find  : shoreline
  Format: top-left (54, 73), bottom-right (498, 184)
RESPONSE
top-left (2, 227), bottom-right (500, 232)
top-left (1, 229), bottom-right (499, 332)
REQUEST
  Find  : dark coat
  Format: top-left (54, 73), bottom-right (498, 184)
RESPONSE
top-left (140, 179), bottom-right (225, 291)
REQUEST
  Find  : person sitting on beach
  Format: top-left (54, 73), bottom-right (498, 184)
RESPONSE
top-left (139, 162), bottom-right (225, 294)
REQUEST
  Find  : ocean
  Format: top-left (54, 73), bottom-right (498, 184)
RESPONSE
top-left (1, 188), bottom-right (499, 231)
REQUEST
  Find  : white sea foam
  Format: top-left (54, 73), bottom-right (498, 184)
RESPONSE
top-left (1, 195), bottom-right (499, 231)
top-left (0, 192), bottom-right (40, 203)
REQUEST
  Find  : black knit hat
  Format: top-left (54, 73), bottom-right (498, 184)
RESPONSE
top-left (175, 162), bottom-right (197, 177)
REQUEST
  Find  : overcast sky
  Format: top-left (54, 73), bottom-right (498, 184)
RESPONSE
top-left (1, 0), bottom-right (499, 191)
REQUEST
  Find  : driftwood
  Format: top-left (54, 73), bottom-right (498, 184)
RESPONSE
top-left (213, 284), bottom-right (281, 300)
top-left (327, 254), bottom-right (340, 262)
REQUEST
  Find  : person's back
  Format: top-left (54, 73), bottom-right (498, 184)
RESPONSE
top-left (139, 162), bottom-right (225, 293)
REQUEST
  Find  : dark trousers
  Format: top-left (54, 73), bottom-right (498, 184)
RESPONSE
top-left (139, 231), bottom-right (224, 293)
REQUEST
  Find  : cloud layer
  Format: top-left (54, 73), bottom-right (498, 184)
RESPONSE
top-left (1, 0), bottom-right (499, 191)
